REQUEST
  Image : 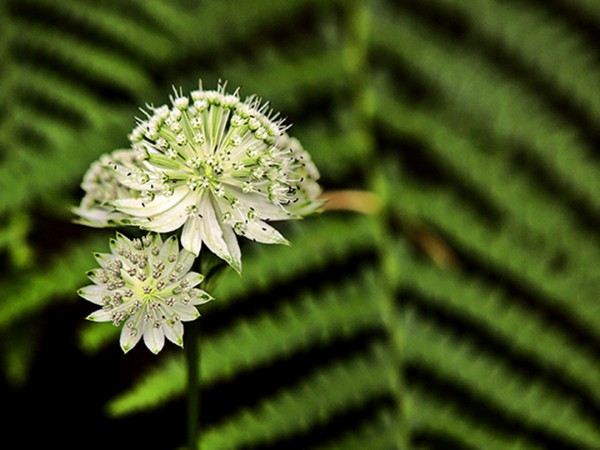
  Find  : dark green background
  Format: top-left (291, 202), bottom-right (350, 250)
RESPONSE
top-left (2, 0), bottom-right (600, 449)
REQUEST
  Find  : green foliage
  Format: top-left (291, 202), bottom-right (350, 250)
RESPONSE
top-left (2, 0), bottom-right (600, 448)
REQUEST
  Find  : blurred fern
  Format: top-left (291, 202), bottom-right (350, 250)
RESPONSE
top-left (2, 0), bottom-right (600, 449)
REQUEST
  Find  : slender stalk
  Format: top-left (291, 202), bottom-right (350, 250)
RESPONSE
top-left (186, 318), bottom-right (200, 450)
top-left (185, 254), bottom-right (225, 450)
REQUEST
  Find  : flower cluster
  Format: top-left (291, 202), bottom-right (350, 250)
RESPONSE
top-left (73, 150), bottom-right (139, 228)
top-left (75, 82), bottom-right (322, 272)
top-left (79, 232), bottom-right (212, 354)
top-left (76, 82), bottom-right (322, 353)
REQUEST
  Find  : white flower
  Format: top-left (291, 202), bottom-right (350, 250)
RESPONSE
top-left (78, 232), bottom-right (212, 354)
top-left (76, 82), bottom-right (322, 272)
top-left (73, 150), bottom-right (141, 227)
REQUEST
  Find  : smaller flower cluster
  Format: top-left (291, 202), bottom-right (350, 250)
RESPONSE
top-left (78, 232), bottom-right (212, 354)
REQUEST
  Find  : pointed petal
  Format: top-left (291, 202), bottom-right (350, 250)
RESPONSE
top-left (181, 215), bottom-right (203, 256)
top-left (93, 252), bottom-right (116, 270)
top-left (176, 249), bottom-right (196, 275)
top-left (85, 308), bottom-right (113, 322)
top-left (157, 235), bottom-right (180, 278)
top-left (162, 319), bottom-right (184, 348)
top-left (172, 302), bottom-right (200, 322)
top-left (141, 207), bottom-right (189, 233)
top-left (143, 320), bottom-right (165, 354)
top-left (180, 271), bottom-right (205, 288)
top-left (78, 285), bottom-right (110, 305)
top-left (243, 220), bottom-right (289, 245)
top-left (220, 221), bottom-right (242, 273)
top-left (138, 191), bottom-right (197, 232)
top-left (112, 186), bottom-right (188, 218)
top-left (72, 206), bottom-right (119, 228)
top-left (120, 312), bottom-right (144, 353)
top-left (189, 288), bottom-right (214, 305)
top-left (86, 268), bottom-right (108, 285)
top-left (86, 300), bottom-right (131, 322)
top-left (197, 193), bottom-right (240, 271)
top-left (109, 232), bottom-right (129, 254)
top-left (227, 187), bottom-right (295, 221)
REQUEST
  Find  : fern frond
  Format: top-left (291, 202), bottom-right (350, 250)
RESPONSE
top-left (0, 324), bottom-right (39, 387)
top-left (0, 236), bottom-right (104, 329)
top-left (312, 408), bottom-right (398, 450)
top-left (138, 0), bottom-right (343, 55)
top-left (17, 0), bottom-right (174, 63)
top-left (13, 19), bottom-right (153, 96)
top-left (405, 310), bottom-right (600, 448)
top-left (394, 237), bottom-right (600, 410)
top-left (0, 114), bottom-right (126, 215)
top-left (197, 48), bottom-right (348, 114)
top-left (0, 212), bottom-right (33, 268)
top-left (376, 89), bottom-right (600, 274)
top-left (212, 215), bottom-right (377, 306)
top-left (107, 267), bottom-right (386, 416)
top-left (374, 8), bottom-right (600, 216)
top-left (422, 0), bottom-right (600, 128)
top-left (557, 0), bottom-right (600, 28)
top-left (197, 341), bottom-right (394, 450)
top-left (14, 65), bottom-right (128, 128)
top-left (78, 214), bottom-right (377, 353)
top-left (409, 389), bottom-right (543, 450)
top-left (4, 0), bottom-right (599, 448)
top-left (386, 163), bottom-right (600, 337)
top-left (296, 118), bottom-right (366, 181)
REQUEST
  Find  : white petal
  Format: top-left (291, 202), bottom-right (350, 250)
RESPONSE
top-left (176, 249), bottom-right (196, 276)
top-left (112, 186), bottom-right (188, 218)
top-left (120, 312), bottom-right (144, 353)
top-left (181, 215), bottom-right (203, 256)
top-left (157, 235), bottom-right (180, 277)
top-left (197, 194), bottom-right (241, 272)
top-left (189, 288), bottom-right (214, 305)
top-left (180, 271), bottom-right (205, 288)
top-left (146, 233), bottom-right (164, 270)
top-left (197, 194), bottom-right (227, 257)
top-left (243, 220), bottom-right (289, 245)
top-left (85, 308), bottom-right (113, 322)
top-left (86, 301), bottom-right (131, 322)
top-left (228, 187), bottom-right (295, 221)
top-left (172, 302), bottom-right (200, 322)
top-left (109, 232), bottom-right (128, 254)
top-left (143, 320), bottom-right (165, 354)
top-left (72, 206), bottom-right (116, 228)
top-left (86, 268), bottom-right (107, 285)
top-left (78, 285), bottom-right (110, 305)
top-left (162, 320), bottom-right (184, 348)
top-left (142, 209), bottom-right (188, 233)
top-left (220, 221), bottom-right (242, 273)
top-left (93, 252), bottom-right (116, 270)
top-left (140, 191), bottom-right (197, 232)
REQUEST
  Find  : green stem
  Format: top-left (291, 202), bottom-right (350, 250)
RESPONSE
top-left (186, 318), bottom-right (200, 450)
top-left (185, 254), bottom-right (227, 450)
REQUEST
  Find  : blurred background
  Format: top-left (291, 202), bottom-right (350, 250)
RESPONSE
top-left (2, 0), bottom-right (600, 448)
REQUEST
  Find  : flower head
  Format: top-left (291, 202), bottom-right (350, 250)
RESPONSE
top-left (75, 82), bottom-right (322, 272)
top-left (73, 150), bottom-right (142, 227)
top-left (78, 232), bottom-right (212, 354)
